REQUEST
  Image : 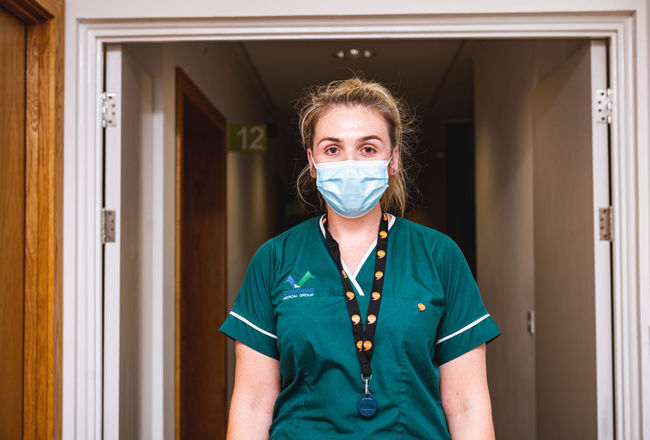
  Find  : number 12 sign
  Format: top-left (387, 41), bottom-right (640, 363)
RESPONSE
top-left (227, 123), bottom-right (267, 152)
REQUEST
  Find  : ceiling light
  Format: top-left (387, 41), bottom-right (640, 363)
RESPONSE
top-left (332, 48), bottom-right (376, 60)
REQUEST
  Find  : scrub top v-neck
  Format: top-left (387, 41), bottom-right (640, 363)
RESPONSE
top-left (219, 215), bottom-right (502, 439)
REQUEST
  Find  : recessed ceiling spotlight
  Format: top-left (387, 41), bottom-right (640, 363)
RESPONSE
top-left (332, 48), bottom-right (376, 60)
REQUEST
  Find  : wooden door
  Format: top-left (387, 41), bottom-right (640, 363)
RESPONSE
top-left (0, 0), bottom-right (64, 437)
top-left (532, 39), bottom-right (613, 439)
top-left (175, 67), bottom-right (228, 439)
top-left (0, 7), bottom-right (27, 438)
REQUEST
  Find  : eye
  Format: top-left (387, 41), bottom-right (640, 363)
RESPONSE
top-left (325, 146), bottom-right (339, 155)
top-left (361, 145), bottom-right (376, 155)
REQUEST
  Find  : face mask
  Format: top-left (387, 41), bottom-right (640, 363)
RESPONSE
top-left (313, 158), bottom-right (391, 218)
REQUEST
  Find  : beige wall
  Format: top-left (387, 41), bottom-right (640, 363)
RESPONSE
top-left (474, 39), bottom-right (590, 440)
top-left (65, 0), bottom-right (642, 17)
top-left (123, 41), bottom-right (282, 439)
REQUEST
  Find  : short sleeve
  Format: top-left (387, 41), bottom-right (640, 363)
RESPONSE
top-left (434, 236), bottom-right (501, 365)
top-left (219, 239), bottom-right (279, 360)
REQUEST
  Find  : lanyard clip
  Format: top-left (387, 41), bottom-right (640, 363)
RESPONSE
top-left (361, 373), bottom-right (373, 396)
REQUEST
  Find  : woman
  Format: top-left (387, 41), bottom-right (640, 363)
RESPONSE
top-left (219, 78), bottom-right (501, 439)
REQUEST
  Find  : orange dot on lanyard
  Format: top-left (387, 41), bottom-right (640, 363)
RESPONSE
top-left (379, 231), bottom-right (388, 239)
top-left (357, 340), bottom-right (363, 351)
top-left (346, 291), bottom-right (355, 300)
top-left (363, 341), bottom-right (373, 351)
top-left (342, 270), bottom-right (347, 278)
top-left (375, 271), bottom-right (383, 280)
top-left (351, 314), bottom-right (361, 325)
top-left (371, 292), bottom-right (381, 300)
top-left (377, 250), bottom-right (386, 259)
top-left (367, 314), bottom-right (376, 324)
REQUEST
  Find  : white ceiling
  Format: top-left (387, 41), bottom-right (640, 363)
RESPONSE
top-left (239, 39), bottom-right (471, 117)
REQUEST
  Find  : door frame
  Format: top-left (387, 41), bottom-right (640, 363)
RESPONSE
top-left (0, 0), bottom-right (65, 438)
top-left (66, 12), bottom-right (648, 439)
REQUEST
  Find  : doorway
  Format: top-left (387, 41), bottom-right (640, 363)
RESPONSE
top-left (67, 12), bottom-right (644, 440)
top-left (104, 37), bottom-right (612, 440)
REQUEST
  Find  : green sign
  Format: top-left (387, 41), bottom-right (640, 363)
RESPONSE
top-left (227, 123), bottom-right (267, 152)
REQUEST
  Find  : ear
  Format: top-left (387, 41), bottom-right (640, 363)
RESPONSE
top-left (307, 149), bottom-right (317, 178)
top-left (388, 146), bottom-right (400, 176)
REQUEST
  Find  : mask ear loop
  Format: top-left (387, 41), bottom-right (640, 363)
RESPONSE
top-left (387, 148), bottom-right (398, 175)
top-left (308, 149), bottom-right (318, 177)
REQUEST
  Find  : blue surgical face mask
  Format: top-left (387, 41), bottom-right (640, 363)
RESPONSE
top-left (313, 158), bottom-right (391, 218)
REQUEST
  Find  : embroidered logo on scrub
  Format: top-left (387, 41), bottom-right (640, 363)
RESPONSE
top-left (282, 271), bottom-right (316, 301)
top-left (285, 271), bottom-right (314, 289)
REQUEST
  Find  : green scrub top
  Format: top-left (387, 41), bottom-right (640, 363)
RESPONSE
top-left (219, 214), bottom-right (501, 439)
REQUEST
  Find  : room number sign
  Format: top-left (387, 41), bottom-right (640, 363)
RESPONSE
top-left (227, 123), bottom-right (267, 152)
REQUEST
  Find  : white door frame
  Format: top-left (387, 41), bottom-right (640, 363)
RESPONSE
top-left (65, 12), bottom-right (649, 440)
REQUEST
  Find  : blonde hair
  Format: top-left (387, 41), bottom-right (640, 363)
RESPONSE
top-left (295, 77), bottom-right (417, 216)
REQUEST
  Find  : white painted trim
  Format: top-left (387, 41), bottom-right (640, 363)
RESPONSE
top-left (589, 40), bottom-right (615, 439)
top-left (64, 12), bottom-right (648, 440)
top-left (435, 314), bottom-right (491, 345)
top-left (229, 311), bottom-right (278, 339)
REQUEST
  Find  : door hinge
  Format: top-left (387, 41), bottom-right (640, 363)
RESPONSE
top-left (595, 88), bottom-right (613, 124)
top-left (527, 310), bottom-right (535, 335)
top-left (101, 209), bottom-right (116, 243)
top-left (599, 206), bottom-right (613, 241)
top-left (100, 92), bottom-right (117, 128)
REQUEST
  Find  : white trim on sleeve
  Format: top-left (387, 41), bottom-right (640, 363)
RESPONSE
top-left (435, 313), bottom-right (490, 345)
top-left (229, 311), bottom-right (278, 339)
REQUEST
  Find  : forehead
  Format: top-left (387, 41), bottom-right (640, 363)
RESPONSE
top-left (314, 104), bottom-right (389, 135)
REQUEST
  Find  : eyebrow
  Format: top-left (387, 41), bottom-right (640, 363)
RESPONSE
top-left (317, 137), bottom-right (342, 145)
top-left (359, 135), bottom-right (383, 143)
top-left (316, 135), bottom-right (384, 145)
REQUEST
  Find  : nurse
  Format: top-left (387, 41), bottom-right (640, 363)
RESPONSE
top-left (219, 78), bottom-right (502, 439)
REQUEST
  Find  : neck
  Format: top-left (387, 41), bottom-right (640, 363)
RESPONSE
top-left (326, 204), bottom-right (382, 243)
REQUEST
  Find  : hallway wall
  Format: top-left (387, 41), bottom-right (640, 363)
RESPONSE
top-left (474, 38), bottom-right (589, 440)
top-left (474, 39), bottom-right (538, 440)
top-left (122, 41), bottom-right (284, 439)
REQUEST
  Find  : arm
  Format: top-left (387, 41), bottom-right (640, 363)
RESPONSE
top-left (439, 343), bottom-right (496, 440)
top-left (226, 341), bottom-right (281, 440)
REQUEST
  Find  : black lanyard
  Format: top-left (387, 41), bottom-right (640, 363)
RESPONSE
top-left (322, 212), bottom-right (389, 379)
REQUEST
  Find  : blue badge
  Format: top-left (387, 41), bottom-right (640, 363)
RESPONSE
top-left (358, 392), bottom-right (378, 418)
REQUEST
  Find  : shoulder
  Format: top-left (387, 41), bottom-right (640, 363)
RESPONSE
top-left (270, 215), bottom-right (321, 244)
top-left (392, 216), bottom-right (459, 260)
top-left (255, 215), bottom-right (322, 256)
top-left (244, 216), bottom-right (321, 276)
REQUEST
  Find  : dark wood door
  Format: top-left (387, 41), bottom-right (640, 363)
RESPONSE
top-left (176, 67), bottom-right (228, 439)
top-left (0, 7), bottom-right (26, 438)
